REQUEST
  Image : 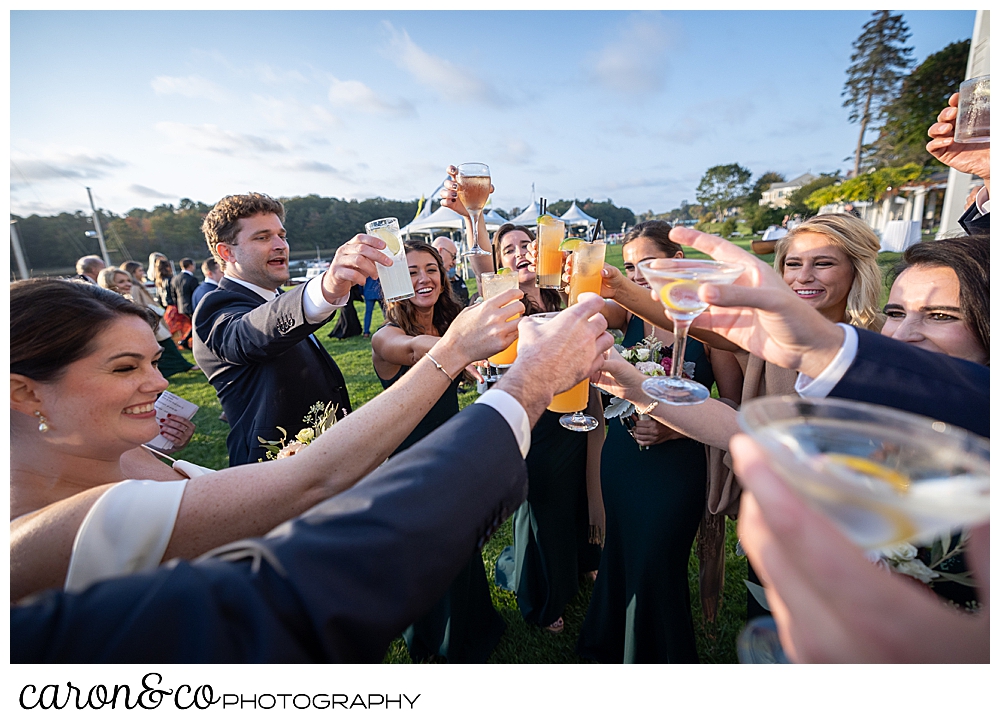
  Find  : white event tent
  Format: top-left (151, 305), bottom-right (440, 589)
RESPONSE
top-left (509, 201), bottom-right (544, 227)
top-left (559, 201), bottom-right (598, 230)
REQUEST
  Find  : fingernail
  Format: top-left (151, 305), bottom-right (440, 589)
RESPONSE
top-left (702, 285), bottom-right (720, 302)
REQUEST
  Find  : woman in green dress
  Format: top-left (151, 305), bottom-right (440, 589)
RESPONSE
top-left (577, 221), bottom-right (743, 662)
top-left (372, 241), bottom-right (516, 662)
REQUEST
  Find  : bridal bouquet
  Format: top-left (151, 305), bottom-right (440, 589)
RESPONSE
top-left (258, 401), bottom-right (340, 460)
top-left (604, 334), bottom-right (695, 420)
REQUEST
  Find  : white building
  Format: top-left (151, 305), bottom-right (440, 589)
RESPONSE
top-left (759, 173), bottom-right (820, 208)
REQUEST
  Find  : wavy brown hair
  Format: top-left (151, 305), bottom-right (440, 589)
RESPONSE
top-left (492, 222), bottom-right (561, 314)
top-left (202, 192), bottom-right (285, 266)
top-left (384, 242), bottom-right (463, 337)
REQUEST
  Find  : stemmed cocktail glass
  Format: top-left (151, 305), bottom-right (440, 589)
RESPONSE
top-left (457, 163), bottom-right (492, 258)
top-left (637, 258), bottom-right (744, 405)
top-left (529, 311), bottom-right (599, 432)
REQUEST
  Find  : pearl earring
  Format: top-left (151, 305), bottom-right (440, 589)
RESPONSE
top-left (35, 410), bottom-right (50, 433)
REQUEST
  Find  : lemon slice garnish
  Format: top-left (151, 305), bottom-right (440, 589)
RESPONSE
top-left (374, 228), bottom-right (401, 255)
top-left (494, 267), bottom-right (510, 275)
top-left (559, 237), bottom-right (585, 252)
top-left (825, 453), bottom-right (910, 493)
top-left (658, 280), bottom-right (704, 313)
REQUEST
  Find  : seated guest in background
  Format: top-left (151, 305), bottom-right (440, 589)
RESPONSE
top-left (927, 91), bottom-right (989, 234)
top-left (10, 277), bottom-right (523, 602)
top-left (11, 293), bottom-right (613, 664)
top-left (432, 236), bottom-right (470, 306)
top-left (191, 257), bottom-right (223, 310)
top-left (74, 255), bottom-right (105, 283)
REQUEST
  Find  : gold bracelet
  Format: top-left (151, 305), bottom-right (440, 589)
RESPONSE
top-left (425, 352), bottom-right (456, 380)
top-left (636, 400), bottom-right (658, 416)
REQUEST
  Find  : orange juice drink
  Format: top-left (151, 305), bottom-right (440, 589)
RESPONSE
top-left (568, 241), bottom-right (606, 305)
top-left (480, 270), bottom-right (521, 377)
top-left (535, 215), bottom-right (565, 288)
top-left (547, 379), bottom-right (590, 414)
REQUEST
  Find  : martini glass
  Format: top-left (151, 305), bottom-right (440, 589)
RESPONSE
top-left (457, 162), bottom-right (492, 258)
top-left (738, 396), bottom-right (990, 550)
top-left (637, 258), bottom-right (744, 405)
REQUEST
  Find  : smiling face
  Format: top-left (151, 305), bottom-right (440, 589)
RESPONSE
top-left (623, 237), bottom-right (683, 288)
top-left (497, 229), bottom-right (534, 285)
top-left (113, 272), bottom-right (133, 296)
top-left (217, 213), bottom-right (290, 291)
top-left (781, 232), bottom-right (855, 323)
top-left (34, 315), bottom-right (168, 457)
top-left (882, 265), bottom-right (987, 364)
top-left (407, 249), bottom-right (443, 309)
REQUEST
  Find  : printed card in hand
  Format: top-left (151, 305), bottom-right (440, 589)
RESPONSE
top-left (145, 391), bottom-right (199, 453)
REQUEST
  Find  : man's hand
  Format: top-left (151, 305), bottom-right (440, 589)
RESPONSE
top-left (498, 293), bottom-right (612, 425)
top-left (322, 234), bottom-right (394, 303)
top-left (666, 227), bottom-right (845, 378)
top-left (731, 433), bottom-right (989, 663)
top-left (927, 92), bottom-right (990, 193)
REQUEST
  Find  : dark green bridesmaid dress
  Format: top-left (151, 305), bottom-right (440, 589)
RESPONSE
top-left (577, 314), bottom-right (712, 663)
top-left (378, 364), bottom-right (506, 663)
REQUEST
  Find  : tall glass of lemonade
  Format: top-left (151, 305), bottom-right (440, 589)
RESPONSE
top-left (365, 217), bottom-right (414, 302)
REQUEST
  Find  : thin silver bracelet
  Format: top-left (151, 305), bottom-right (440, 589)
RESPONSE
top-left (636, 399), bottom-right (658, 416)
top-left (425, 352), bottom-right (456, 380)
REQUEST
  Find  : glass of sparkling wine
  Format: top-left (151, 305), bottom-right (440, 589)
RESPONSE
top-left (530, 311), bottom-right (598, 432)
top-left (535, 215), bottom-right (565, 288)
top-left (637, 258), bottom-right (744, 405)
top-left (457, 163), bottom-right (492, 257)
top-left (738, 396), bottom-right (990, 550)
top-left (365, 217), bottom-right (414, 303)
top-left (479, 271), bottom-right (520, 382)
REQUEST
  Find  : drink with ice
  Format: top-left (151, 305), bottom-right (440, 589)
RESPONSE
top-left (364, 217), bottom-right (414, 303)
top-left (479, 271), bottom-right (520, 380)
top-left (567, 241), bottom-right (606, 304)
top-left (535, 215), bottom-right (565, 289)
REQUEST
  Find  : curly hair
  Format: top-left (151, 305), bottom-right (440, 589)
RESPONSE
top-left (384, 242), bottom-right (463, 337)
top-left (202, 192), bottom-right (285, 266)
top-left (774, 213), bottom-right (883, 331)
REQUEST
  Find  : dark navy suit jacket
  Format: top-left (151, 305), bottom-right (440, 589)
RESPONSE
top-left (11, 404), bottom-right (528, 663)
top-left (193, 278), bottom-right (351, 465)
top-left (831, 328), bottom-right (989, 438)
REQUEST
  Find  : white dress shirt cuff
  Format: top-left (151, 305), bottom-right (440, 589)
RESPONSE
top-left (975, 185), bottom-right (990, 215)
top-left (303, 275), bottom-right (348, 324)
top-left (475, 389), bottom-right (532, 458)
top-left (795, 323), bottom-right (859, 398)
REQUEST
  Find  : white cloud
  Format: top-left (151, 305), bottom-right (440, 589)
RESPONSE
top-left (151, 74), bottom-right (227, 100)
top-left (383, 22), bottom-right (503, 106)
top-left (155, 122), bottom-right (291, 156)
top-left (281, 159), bottom-right (344, 176)
top-left (585, 14), bottom-right (676, 95)
top-left (327, 76), bottom-right (415, 116)
top-left (496, 138), bottom-right (534, 166)
top-left (129, 184), bottom-right (174, 199)
top-left (11, 151), bottom-right (126, 185)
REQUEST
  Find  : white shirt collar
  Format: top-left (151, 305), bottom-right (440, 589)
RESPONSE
top-left (224, 273), bottom-right (278, 300)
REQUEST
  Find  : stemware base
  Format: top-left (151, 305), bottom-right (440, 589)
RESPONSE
top-left (463, 247), bottom-right (492, 257)
top-left (559, 412), bottom-right (599, 432)
top-left (642, 376), bottom-right (710, 406)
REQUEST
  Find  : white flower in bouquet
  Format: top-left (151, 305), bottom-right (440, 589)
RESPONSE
top-left (295, 427), bottom-right (316, 444)
top-left (636, 348), bottom-right (650, 362)
top-left (892, 558), bottom-right (940, 584)
top-left (635, 361), bottom-right (664, 376)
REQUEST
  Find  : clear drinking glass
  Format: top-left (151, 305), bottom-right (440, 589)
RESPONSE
top-left (738, 396), bottom-right (990, 550)
top-left (457, 163), bottom-right (492, 257)
top-left (529, 311), bottom-right (598, 432)
top-left (364, 217), bottom-right (414, 303)
top-left (479, 271), bottom-right (520, 381)
top-left (535, 215), bottom-right (566, 288)
top-left (567, 241), bottom-right (606, 304)
top-left (637, 258), bottom-right (744, 405)
top-left (955, 75), bottom-right (990, 144)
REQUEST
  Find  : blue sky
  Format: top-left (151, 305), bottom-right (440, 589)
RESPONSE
top-left (10, 9), bottom-right (976, 221)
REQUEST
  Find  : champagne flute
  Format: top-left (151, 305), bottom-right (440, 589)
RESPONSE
top-left (457, 163), bottom-right (492, 257)
top-left (638, 258), bottom-right (743, 405)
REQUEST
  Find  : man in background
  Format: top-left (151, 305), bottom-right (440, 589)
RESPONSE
top-left (171, 257), bottom-right (200, 349)
top-left (432, 236), bottom-right (469, 306)
top-left (192, 257), bottom-right (224, 310)
top-left (73, 255), bottom-right (105, 283)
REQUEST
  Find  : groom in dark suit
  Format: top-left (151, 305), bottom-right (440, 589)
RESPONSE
top-left (194, 192), bottom-right (394, 465)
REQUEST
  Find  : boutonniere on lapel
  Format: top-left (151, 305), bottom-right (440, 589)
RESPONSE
top-left (275, 313), bottom-right (295, 335)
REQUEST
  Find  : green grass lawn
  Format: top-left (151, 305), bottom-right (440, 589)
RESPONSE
top-left (169, 242), bottom-right (901, 663)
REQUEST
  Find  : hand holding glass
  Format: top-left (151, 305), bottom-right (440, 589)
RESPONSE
top-left (638, 258), bottom-right (743, 405)
top-left (530, 311), bottom-right (598, 432)
top-left (479, 271), bottom-right (520, 381)
top-left (364, 217), bottom-right (414, 303)
top-left (457, 163), bottom-right (492, 257)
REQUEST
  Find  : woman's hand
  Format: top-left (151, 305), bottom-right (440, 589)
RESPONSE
top-left (440, 165), bottom-right (496, 219)
top-left (158, 414), bottom-right (195, 451)
top-left (442, 288), bottom-right (524, 363)
top-left (632, 415), bottom-right (685, 446)
top-left (590, 348), bottom-right (646, 401)
top-left (598, 263), bottom-right (630, 300)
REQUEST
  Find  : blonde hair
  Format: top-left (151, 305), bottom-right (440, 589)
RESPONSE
top-left (774, 214), bottom-right (883, 331)
top-left (97, 266), bottom-right (129, 293)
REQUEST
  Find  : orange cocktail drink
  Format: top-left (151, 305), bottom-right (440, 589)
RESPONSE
top-left (547, 379), bottom-right (590, 414)
top-left (567, 241), bottom-right (606, 305)
top-left (535, 215), bottom-right (565, 288)
top-left (480, 270), bottom-right (520, 379)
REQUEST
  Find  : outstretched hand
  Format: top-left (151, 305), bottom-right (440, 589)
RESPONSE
top-left (926, 93), bottom-right (990, 188)
top-left (665, 227), bottom-right (844, 378)
top-left (442, 288), bottom-right (524, 364)
top-left (440, 164), bottom-right (496, 219)
top-left (323, 234), bottom-right (393, 302)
